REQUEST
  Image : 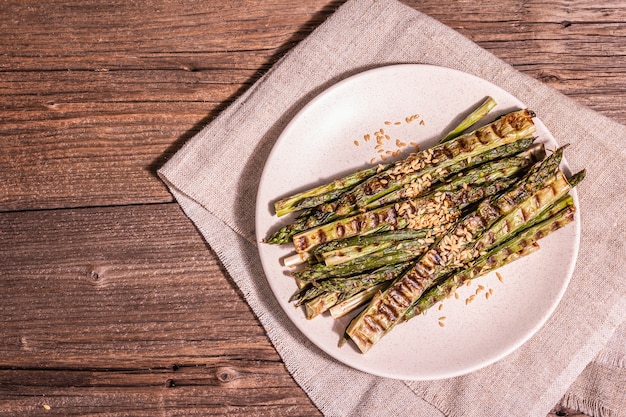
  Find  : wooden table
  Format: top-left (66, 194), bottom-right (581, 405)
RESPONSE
top-left (1, 1), bottom-right (623, 415)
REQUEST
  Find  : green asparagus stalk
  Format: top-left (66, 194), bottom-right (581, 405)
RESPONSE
top-left (368, 144), bottom-right (539, 209)
top-left (292, 234), bottom-right (437, 284)
top-left (274, 164), bottom-right (390, 217)
top-left (439, 96), bottom-right (498, 143)
top-left (344, 168), bottom-right (582, 353)
top-left (310, 229), bottom-right (430, 260)
top-left (274, 97), bottom-right (499, 217)
top-left (329, 283), bottom-right (389, 319)
top-left (292, 262), bottom-right (412, 305)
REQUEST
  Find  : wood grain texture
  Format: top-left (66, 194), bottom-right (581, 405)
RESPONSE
top-left (1, 0), bottom-right (623, 415)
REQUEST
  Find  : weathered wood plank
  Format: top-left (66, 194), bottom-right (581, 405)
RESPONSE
top-left (0, 364), bottom-right (321, 417)
top-left (0, 202), bottom-right (322, 415)
top-left (0, 203), bottom-right (276, 367)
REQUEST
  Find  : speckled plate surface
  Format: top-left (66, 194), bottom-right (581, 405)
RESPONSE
top-left (255, 64), bottom-right (580, 380)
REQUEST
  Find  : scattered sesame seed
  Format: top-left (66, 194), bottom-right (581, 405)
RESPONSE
top-left (364, 134), bottom-right (371, 141)
top-left (496, 272), bottom-right (504, 283)
top-left (438, 304), bottom-right (444, 311)
top-left (353, 140), bottom-right (360, 146)
top-left (420, 119), bottom-right (425, 125)
top-left (395, 121), bottom-right (402, 125)
top-left (384, 121), bottom-right (392, 125)
top-left (438, 321), bottom-right (446, 328)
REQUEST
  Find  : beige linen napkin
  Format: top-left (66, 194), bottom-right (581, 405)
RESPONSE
top-left (158, 0), bottom-right (626, 415)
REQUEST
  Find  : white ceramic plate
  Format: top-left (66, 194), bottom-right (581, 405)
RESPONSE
top-left (255, 64), bottom-right (580, 380)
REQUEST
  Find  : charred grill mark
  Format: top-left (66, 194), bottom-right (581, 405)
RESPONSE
top-left (363, 316), bottom-right (383, 333)
top-left (475, 127), bottom-right (487, 143)
top-left (461, 135), bottom-right (475, 152)
top-left (350, 218), bottom-right (362, 235)
top-left (294, 235), bottom-right (308, 252)
top-left (378, 302), bottom-right (398, 323)
top-left (315, 229), bottom-right (327, 244)
top-left (335, 224), bottom-right (345, 239)
top-left (440, 145), bottom-right (455, 160)
top-left (385, 207), bottom-right (398, 225)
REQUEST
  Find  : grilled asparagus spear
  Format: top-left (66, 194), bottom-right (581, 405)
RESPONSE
top-left (439, 96), bottom-right (497, 143)
top-left (274, 97), bottom-right (499, 217)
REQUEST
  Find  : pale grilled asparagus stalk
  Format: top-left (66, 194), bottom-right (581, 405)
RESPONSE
top-left (274, 97), bottom-right (499, 217)
top-left (274, 97), bottom-right (497, 217)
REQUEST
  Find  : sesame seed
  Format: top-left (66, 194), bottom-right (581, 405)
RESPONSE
top-left (395, 121), bottom-right (402, 125)
top-left (364, 134), bottom-right (371, 141)
top-left (353, 140), bottom-right (359, 146)
top-left (438, 321), bottom-right (446, 328)
top-left (438, 304), bottom-right (444, 311)
top-left (384, 121), bottom-right (392, 125)
top-left (420, 120), bottom-right (425, 125)
top-left (496, 272), bottom-right (504, 283)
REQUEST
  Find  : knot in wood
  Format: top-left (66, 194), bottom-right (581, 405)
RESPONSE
top-left (216, 366), bottom-right (238, 384)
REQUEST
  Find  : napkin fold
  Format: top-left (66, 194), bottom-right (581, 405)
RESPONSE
top-left (158, 0), bottom-right (626, 415)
